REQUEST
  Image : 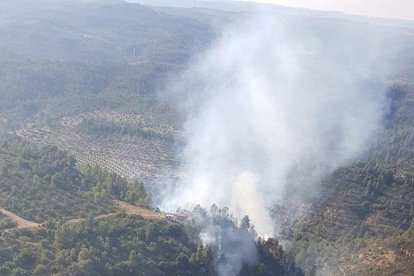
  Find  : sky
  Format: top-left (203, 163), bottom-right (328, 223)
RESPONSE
top-left (241, 0), bottom-right (414, 21)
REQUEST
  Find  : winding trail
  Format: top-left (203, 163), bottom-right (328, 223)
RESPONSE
top-left (112, 200), bottom-right (164, 219)
top-left (0, 199), bottom-right (164, 232)
top-left (0, 208), bottom-right (41, 229)
top-left (65, 200), bottom-right (164, 225)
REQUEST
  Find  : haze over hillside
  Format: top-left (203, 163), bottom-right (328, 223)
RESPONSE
top-left (0, 0), bottom-right (413, 275)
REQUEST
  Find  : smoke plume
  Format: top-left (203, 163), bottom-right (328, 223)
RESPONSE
top-left (161, 7), bottom-right (394, 275)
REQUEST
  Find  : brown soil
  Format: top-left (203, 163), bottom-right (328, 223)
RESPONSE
top-left (113, 200), bottom-right (164, 219)
top-left (0, 208), bottom-right (41, 229)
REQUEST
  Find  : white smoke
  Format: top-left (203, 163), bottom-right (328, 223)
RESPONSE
top-left (195, 209), bottom-right (258, 276)
top-left (161, 8), bottom-right (393, 273)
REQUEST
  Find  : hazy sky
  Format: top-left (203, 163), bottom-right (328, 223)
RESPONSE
top-left (242, 0), bottom-right (414, 20)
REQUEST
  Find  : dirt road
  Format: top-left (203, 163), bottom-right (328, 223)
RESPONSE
top-left (1, 200), bottom-right (164, 231)
top-left (64, 200), bottom-right (164, 225)
top-left (0, 208), bottom-right (41, 229)
top-left (113, 200), bottom-right (164, 219)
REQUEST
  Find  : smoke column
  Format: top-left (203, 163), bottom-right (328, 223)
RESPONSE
top-left (161, 7), bottom-right (392, 275)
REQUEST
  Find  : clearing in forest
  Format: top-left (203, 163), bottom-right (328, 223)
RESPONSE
top-left (0, 208), bottom-right (41, 229)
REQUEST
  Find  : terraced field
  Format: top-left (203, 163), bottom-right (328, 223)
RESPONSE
top-left (15, 111), bottom-right (179, 194)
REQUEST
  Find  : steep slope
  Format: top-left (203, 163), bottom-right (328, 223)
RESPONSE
top-left (0, 136), bottom-right (154, 224)
top-left (0, 61), bottom-right (179, 126)
top-left (0, 137), bottom-right (111, 223)
top-left (0, 136), bottom-right (300, 275)
top-left (287, 79), bottom-right (414, 274)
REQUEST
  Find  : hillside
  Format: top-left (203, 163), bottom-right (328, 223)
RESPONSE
top-left (0, 0), bottom-right (213, 129)
top-left (0, 0), bottom-right (212, 63)
top-left (284, 80), bottom-right (414, 274)
top-left (0, 136), bottom-right (300, 275)
top-left (0, 1), bottom-right (414, 275)
top-left (0, 136), bottom-right (153, 223)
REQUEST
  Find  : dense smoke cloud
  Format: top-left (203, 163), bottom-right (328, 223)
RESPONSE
top-left (194, 207), bottom-right (258, 276)
top-left (161, 7), bottom-right (392, 275)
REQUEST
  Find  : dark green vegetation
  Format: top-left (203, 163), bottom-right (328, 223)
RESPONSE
top-left (0, 211), bottom-right (300, 276)
top-left (0, 214), bottom-right (206, 275)
top-left (0, 136), bottom-right (298, 275)
top-left (0, 61), bottom-right (179, 127)
top-left (286, 81), bottom-right (414, 274)
top-left (0, 0), bottom-right (216, 128)
top-left (0, 136), bottom-right (111, 223)
top-left (0, 136), bottom-right (151, 223)
top-left (0, 213), bottom-right (17, 231)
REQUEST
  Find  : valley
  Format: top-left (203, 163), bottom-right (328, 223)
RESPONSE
top-left (0, 0), bottom-right (413, 275)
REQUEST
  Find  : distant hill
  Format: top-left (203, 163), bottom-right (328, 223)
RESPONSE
top-left (132, 0), bottom-right (414, 29)
top-left (0, 0), bottom-right (212, 63)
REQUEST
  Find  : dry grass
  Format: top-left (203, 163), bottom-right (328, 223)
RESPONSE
top-left (0, 208), bottom-right (41, 229)
top-left (113, 200), bottom-right (164, 220)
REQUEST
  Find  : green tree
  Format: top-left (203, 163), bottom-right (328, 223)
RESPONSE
top-left (240, 215), bottom-right (251, 229)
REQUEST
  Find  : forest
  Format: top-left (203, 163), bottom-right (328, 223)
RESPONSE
top-left (0, 0), bottom-right (413, 275)
top-left (0, 136), bottom-right (301, 275)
